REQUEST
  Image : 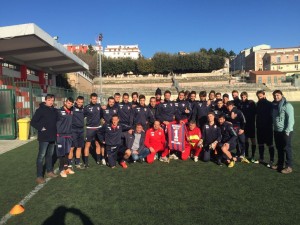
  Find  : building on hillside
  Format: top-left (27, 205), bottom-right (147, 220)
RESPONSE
top-left (66, 71), bottom-right (93, 93)
top-left (262, 51), bottom-right (299, 75)
top-left (103, 45), bottom-right (141, 59)
top-left (64, 44), bottom-right (103, 54)
top-left (249, 70), bottom-right (286, 84)
top-left (231, 44), bottom-right (300, 75)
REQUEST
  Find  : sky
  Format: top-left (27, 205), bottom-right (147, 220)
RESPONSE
top-left (1, 0), bottom-right (299, 58)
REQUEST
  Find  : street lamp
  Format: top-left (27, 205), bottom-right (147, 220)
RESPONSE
top-left (97, 33), bottom-right (103, 93)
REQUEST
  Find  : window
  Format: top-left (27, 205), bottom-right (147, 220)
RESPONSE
top-left (267, 76), bottom-right (271, 84)
top-left (274, 76), bottom-right (278, 84)
top-left (286, 55), bottom-right (289, 59)
top-left (27, 69), bottom-right (36, 76)
top-left (295, 55), bottom-right (299, 62)
top-left (258, 77), bottom-right (262, 84)
top-left (295, 65), bottom-right (299, 70)
top-left (281, 76), bottom-right (285, 81)
top-left (276, 56), bottom-right (281, 63)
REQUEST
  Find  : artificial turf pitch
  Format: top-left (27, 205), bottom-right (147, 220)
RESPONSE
top-left (0, 104), bottom-right (299, 225)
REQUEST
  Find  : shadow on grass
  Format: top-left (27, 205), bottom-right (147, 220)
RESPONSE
top-left (42, 206), bottom-right (95, 225)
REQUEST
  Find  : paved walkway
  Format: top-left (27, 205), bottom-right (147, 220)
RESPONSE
top-left (0, 137), bottom-right (36, 155)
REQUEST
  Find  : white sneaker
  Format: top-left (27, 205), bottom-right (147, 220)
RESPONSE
top-left (194, 156), bottom-right (199, 162)
top-left (169, 154), bottom-right (179, 160)
top-left (159, 156), bottom-right (169, 163)
top-left (101, 159), bottom-right (106, 165)
top-left (60, 170), bottom-right (67, 178)
top-left (154, 154), bottom-right (158, 160)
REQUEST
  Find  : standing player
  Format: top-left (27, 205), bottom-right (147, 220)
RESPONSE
top-left (256, 90), bottom-right (275, 166)
top-left (155, 88), bottom-right (162, 105)
top-left (188, 91), bottom-right (197, 111)
top-left (102, 96), bottom-right (118, 124)
top-left (156, 90), bottom-right (177, 159)
top-left (175, 91), bottom-right (192, 124)
top-left (131, 92), bottom-right (139, 107)
top-left (240, 92), bottom-right (256, 159)
top-left (232, 90), bottom-right (241, 109)
top-left (118, 93), bottom-right (132, 126)
top-left (83, 93), bottom-right (102, 168)
top-left (223, 93), bottom-right (230, 105)
top-left (192, 91), bottom-right (211, 129)
top-left (148, 97), bottom-right (157, 128)
top-left (131, 95), bottom-right (154, 130)
top-left (145, 120), bottom-right (169, 163)
top-left (114, 93), bottom-right (121, 106)
top-left (68, 96), bottom-right (85, 169)
top-left (56, 97), bottom-right (75, 177)
top-left (201, 112), bottom-right (222, 163)
top-left (208, 90), bottom-right (216, 110)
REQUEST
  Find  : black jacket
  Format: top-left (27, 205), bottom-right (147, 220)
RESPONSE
top-left (56, 106), bottom-right (73, 136)
top-left (118, 102), bottom-right (132, 125)
top-left (228, 107), bottom-right (246, 130)
top-left (123, 131), bottom-right (146, 151)
top-left (192, 101), bottom-right (212, 127)
top-left (131, 105), bottom-right (154, 127)
top-left (175, 99), bottom-right (191, 122)
top-left (101, 105), bottom-right (118, 124)
top-left (219, 121), bottom-right (237, 144)
top-left (84, 103), bottom-right (101, 128)
top-left (97, 123), bottom-right (131, 146)
top-left (202, 123), bottom-right (222, 147)
top-left (72, 103), bottom-right (84, 129)
top-left (256, 98), bottom-right (273, 129)
top-left (30, 102), bottom-right (59, 142)
top-left (156, 100), bottom-right (176, 122)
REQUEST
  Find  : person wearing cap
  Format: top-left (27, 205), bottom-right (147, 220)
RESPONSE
top-left (155, 88), bottom-right (162, 105)
top-left (271, 90), bottom-right (294, 174)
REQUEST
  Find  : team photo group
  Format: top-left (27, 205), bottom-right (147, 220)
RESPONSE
top-left (30, 87), bottom-right (295, 184)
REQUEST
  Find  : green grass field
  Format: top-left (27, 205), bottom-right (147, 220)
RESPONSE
top-left (1, 103), bottom-right (299, 225)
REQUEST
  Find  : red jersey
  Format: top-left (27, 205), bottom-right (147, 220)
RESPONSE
top-left (145, 128), bottom-right (166, 151)
top-left (187, 127), bottom-right (201, 147)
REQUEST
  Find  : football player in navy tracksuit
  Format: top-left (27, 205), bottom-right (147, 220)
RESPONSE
top-left (156, 90), bottom-right (177, 160)
top-left (56, 97), bottom-right (75, 177)
top-left (226, 101), bottom-right (250, 163)
top-left (201, 112), bottom-right (222, 163)
top-left (131, 92), bottom-right (139, 107)
top-left (213, 99), bottom-right (228, 120)
top-left (118, 93), bottom-right (133, 126)
top-left (97, 114), bottom-right (132, 169)
top-left (83, 93), bottom-right (102, 168)
top-left (188, 91), bottom-right (197, 111)
top-left (101, 96), bottom-right (118, 124)
top-left (232, 90), bottom-right (241, 109)
top-left (192, 91), bottom-right (212, 129)
top-left (175, 91), bottom-right (192, 124)
top-left (114, 93), bottom-right (121, 107)
top-left (217, 114), bottom-right (238, 168)
top-left (148, 97), bottom-right (157, 128)
top-left (131, 95), bottom-right (154, 131)
top-left (208, 90), bottom-right (216, 111)
top-left (240, 92), bottom-right (256, 159)
top-left (68, 96), bottom-right (85, 169)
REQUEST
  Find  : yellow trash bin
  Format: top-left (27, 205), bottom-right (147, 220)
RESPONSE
top-left (17, 118), bottom-right (31, 140)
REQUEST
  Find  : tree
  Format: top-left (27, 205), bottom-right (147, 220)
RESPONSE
top-left (229, 50), bottom-right (236, 57)
top-left (152, 53), bottom-right (174, 75)
top-left (136, 57), bottom-right (154, 75)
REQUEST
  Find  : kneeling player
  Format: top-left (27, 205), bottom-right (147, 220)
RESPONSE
top-left (217, 114), bottom-right (238, 168)
top-left (145, 120), bottom-right (169, 163)
top-left (97, 115), bottom-right (132, 169)
top-left (201, 112), bottom-right (222, 163)
top-left (186, 121), bottom-right (202, 162)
